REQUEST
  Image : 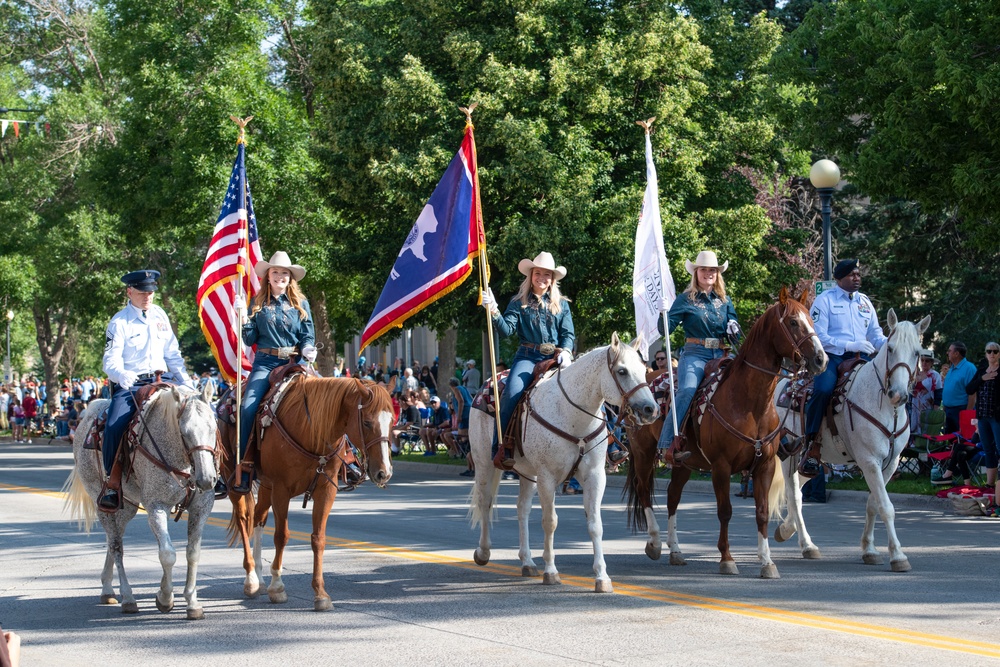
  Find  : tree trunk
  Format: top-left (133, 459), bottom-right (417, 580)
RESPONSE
top-left (33, 302), bottom-right (69, 414)
top-left (438, 327), bottom-right (457, 389)
top-left (310, 290), bottom-right (337, 377)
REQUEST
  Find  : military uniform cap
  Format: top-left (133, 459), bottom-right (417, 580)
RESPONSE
top-left (833, 259), bottom-right (859, 280)
top-left (121, 269), bottom-right (160, 292)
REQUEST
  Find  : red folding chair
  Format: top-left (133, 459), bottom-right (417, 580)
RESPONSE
top-left (927, 410), bottom-right (980, 485)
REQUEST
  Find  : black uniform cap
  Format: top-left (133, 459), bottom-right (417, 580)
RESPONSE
top-left (833, 259), bottom-right (859, 280)
top-left (121, 269), bottom-right (160, 292)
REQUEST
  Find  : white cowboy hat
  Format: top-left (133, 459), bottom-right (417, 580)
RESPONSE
top-left (517, 251), bottom-right (567, 280)
top-left (254, 251), bottom-right (306, 281)
top-left (685, 250), bottom-right (729, 276)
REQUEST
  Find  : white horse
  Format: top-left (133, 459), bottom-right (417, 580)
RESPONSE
top-left (469, 333), bottom-right (659, 592)
top-left (63, 385), bottom-right (219, 618)
top-left (773, 310), bottom-right (930, 572)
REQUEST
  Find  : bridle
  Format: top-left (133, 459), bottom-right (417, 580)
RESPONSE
top-left (869, 329), bottom-right (917, 408)
top-left (347, 381), bottom-right (392, 488)
top-left (741, 302), bottom-right (821, 378)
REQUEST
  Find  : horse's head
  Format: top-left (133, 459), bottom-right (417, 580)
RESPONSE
top-left (878, 309), bottom-right (931, 407)
top-left (602, 332), bottom-right (659, 425)
top-left (175, 386), bottom-right (220, 492)
top-left (351, 380), bottom-right (394, 488)
top-left (770, 286), bottom-right (828, 375)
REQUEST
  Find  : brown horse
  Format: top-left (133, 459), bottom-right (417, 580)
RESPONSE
top-left (624, 287), bottom-right (827, 578)
top-left (223, 376), bottom-right (394, 611)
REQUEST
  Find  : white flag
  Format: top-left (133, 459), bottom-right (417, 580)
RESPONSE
top-left (632, 130), bottom-right (675, 353)
top-left (1, 120), bottom-right (7, 138)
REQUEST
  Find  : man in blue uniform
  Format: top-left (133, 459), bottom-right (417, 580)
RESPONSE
top-left (799, 259), bottom-right (887, 477)
top-left (99, 270), bottom-right (192, 511)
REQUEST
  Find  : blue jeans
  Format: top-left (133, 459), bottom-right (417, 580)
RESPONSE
top-left (103, 383), bottom-right (145, 474)
top-left (494, 346), bottom-right (548, 451)
top-left (801, 466), bottom-right (827, 501)
top-left (943, 405), bottom-right (964, 435)
top-left (804, 353), bottom-right (844, 436)
top-left (978, 416), bottom-right (1000, 470)
top-left (239, 354), bottom-right (294, 459)
top-left (657, 344), bottom-right (725, 449)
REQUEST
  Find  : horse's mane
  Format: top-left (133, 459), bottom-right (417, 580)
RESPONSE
top-left (733, 302), bottom-right (778, 364)
top-left (145, 388), bottom-right (180, 436)
top-left (284, 376), bottom-right (392, 447)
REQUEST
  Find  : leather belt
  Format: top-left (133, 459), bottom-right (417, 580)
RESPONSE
top-left (520, 342), bottom-right (557, 356)
top-left (258, 346), bottom-right (300, 359)
top-left (136, 372), bottom-right (159, 381)
top-left (686, 337), bottom-right (723, 350)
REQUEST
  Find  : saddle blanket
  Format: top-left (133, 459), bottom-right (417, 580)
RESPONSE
top-left (471, 370), bottom-right (510, 414)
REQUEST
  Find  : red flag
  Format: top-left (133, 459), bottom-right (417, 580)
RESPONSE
top-left (196, 141), bottom-right (263, 384)
top-left (12, 122), bottom-right (19, 138)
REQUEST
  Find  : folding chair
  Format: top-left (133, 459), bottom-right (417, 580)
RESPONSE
top-left (927, 410), bottom-right (980, 485)
top-left (899, 408), bottom-right (946, 475)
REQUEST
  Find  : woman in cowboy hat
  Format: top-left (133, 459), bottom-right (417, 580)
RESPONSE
top-left (481, 251), bottom-right (575, 468)
top-left (656, 250), bottom-right (741, 464)
top-left (231, 251), bottom-right (317, 493)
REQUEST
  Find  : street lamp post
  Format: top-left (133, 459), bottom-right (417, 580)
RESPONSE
top-left (809, 159), bottom-right (841, 280)
top-left (5, 309), bottom-right (12, 385)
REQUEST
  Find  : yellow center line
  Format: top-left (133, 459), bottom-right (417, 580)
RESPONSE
top-left (7, 482), bottom-right (999, 658)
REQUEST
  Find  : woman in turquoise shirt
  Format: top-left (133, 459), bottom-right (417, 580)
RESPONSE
top-left (232, 251), bottom-right (317, 493)
top-left (482, 251), bottom-right (575, 468)
top-left (656, 250), bottom-right (741, 464)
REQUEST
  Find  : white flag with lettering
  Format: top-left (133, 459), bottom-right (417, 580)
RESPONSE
top-left (632, 130), bottom-right (675, 353)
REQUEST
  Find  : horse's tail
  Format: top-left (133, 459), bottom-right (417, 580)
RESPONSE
top-left (226, 490), bottom-right (257, 548)
top-left (62, 468), bottom-right (97, 533)
top-left (468, 472), bottom-right (501, 529)
top-left (623, 422), bottom-right (659, 533)
top-left (768, 457), bottom-right (786, 522)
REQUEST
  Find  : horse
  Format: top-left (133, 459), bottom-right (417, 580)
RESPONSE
top-left (469, 333), bottom-right (659, 593)
top-left (63, 385), bottom-right (219, 619)
top-left (773, 310), bottom-right (930, 572)
top-left (624, 287), bottom-right (827, 578)
top-left (224, 376), bottom-right (393, 611)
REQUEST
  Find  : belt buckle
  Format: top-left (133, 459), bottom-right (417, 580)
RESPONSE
top-left (538, 343), bottom-right (556, 356)
top-left (277, 346), bottom-right (294, 359)
top-left (704, 338), bottom-right (720, 350)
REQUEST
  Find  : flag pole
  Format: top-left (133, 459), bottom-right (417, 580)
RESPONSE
top-left (635, 117), bottom-right (679, 450)
top-left (230, 114), bottom-right (252, 469)
top-left (461, 103), bottom-right (503, 449)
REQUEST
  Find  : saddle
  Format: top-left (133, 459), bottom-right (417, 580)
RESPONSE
top-left (775, 356), bottom-right (868, 436)
top-left (84, 382), bottom-right (174, 455)
top-left (687, 357), bottom-right (734, 430)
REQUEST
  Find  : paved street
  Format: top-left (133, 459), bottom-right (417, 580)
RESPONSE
top-left (1, 439), bottom-right (999, 666)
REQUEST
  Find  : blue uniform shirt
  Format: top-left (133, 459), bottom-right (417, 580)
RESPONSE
top-left (493, 293), bottom-right (575, 350)
top-left (810, 286), bottom-right (887, 356)
top-left (659, 290), bottom-right (738, 340)
top-left (242, 295), bottom-right (316, 351)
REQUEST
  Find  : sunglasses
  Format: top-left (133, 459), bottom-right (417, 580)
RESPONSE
top-left (987, 350), bottom-right (1000, 355)
top-left (654, 357), bottom-right (666, 361)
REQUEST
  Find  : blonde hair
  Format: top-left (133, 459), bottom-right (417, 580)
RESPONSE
top-left (251, 271), bottom-right (309, 321)
top-left (515, 273), bottom-right (569, 316)
top-left (685, 269), bottom-right (727, 302)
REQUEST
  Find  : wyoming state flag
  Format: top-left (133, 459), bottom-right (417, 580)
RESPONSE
top-left (360, 126), bottom-right (484, 351)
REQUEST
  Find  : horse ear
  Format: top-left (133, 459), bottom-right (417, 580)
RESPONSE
top-left (628, 332), bottom-right (644, 352)
top-left (798, 283), bottom-right (811, 305)
top-left (779, 286), bottom-right (789, 305)
top-left (886, 308), bottom-right (898, 331)
top-left (917, 314), bottom-right (931, 335)
top-left (611, 331), bottom-right (621, 352)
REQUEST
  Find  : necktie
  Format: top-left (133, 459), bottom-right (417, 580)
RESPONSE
top-left (849, 293), bottom-right (854, 301)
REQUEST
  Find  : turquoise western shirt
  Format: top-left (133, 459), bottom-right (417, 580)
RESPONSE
top-left (493, 293), bottom-right (575, 350)
top-left (658, 290), bottom-right (738, 340)
top-left (242, 295), bottom-right (316, 351)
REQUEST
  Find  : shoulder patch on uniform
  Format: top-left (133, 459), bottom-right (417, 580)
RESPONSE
top-left (105, 332), bottom-right (114, 351)
top-left (811, 309), bottom-right (819, 319)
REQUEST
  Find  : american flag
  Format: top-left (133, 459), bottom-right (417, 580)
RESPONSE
top-left (197, 141), bottom-right (263, 384)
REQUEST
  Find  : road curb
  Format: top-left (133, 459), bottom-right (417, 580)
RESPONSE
top-left (391, 460), bottom-right (951, 511)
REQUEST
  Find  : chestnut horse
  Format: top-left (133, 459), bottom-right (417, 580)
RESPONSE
top-left (224, 377), bottom-right (393, 611)
top-left (625, 287), bottom-right (827, 578)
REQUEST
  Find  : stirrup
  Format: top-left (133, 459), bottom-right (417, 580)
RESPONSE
top-left (797, 455), bottom-right (822, 479)
top-left (663, 436), bottom-right (691, 466)
top-left (97, 487), bottom-right (121, 513)
top-left (231, 463), bottom-right (254, 495)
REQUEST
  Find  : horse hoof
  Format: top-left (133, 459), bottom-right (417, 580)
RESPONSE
top-left (521, 565), bottom-right (539, 577)
top-left (719, 561), bottom-right (739, 576)
top-left (595, 579), bottom-right (614, 593)
top-left (645, 542), bottom-right (662, 561)
top-left (244, 582), bottom-right (260, 598)
top-left (890, 559), bottom-right (911, 573)
top-left (803, 547), bottom-right (822, 560)
top-left (542, 572), bottom-right (562, 585)
top-left (187, 608), bottom-right (205, 620)
top-left (669, 553), bottom-right (687, 566)
top-left (155, 597), bottom-right (174, 614)
top-left (760, 564), bottom-right (780, 579)
top-left (121, 601), bottom-right (139, 614)
top-left (773, 525), bottom-right (790, 543)
top-left (473, 549), bottom-right (490, 566)
top-left (314, 597), bottom-right (333, 612)
top-left (268, 590), bottom-right (288, 604)
top-left (862, 553), bottom-right (883, 566)
top-left (100, 595), bottom-right (118, 605)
